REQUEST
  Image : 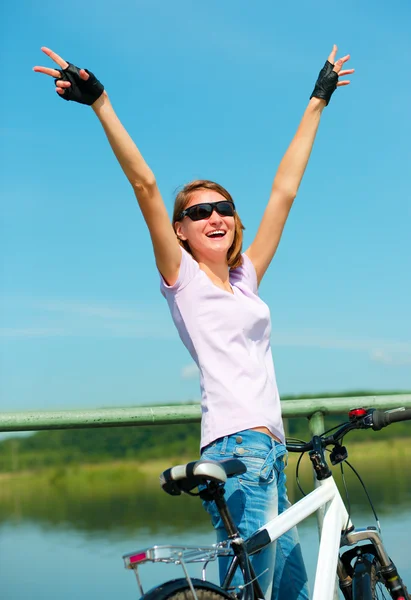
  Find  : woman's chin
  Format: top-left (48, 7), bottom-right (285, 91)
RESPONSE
top-left (196, 243), bottom-right (230, 262)
top-left (208, 240), bottom-right (232, 253)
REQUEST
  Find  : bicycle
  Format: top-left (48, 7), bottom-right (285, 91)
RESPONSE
top-left (123, 406), bottom-right (411, 599)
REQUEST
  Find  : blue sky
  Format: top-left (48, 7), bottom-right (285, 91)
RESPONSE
top-left (1, 0), bottom-right (410, 412)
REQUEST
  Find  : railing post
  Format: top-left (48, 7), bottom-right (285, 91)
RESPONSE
top-left (308, 411), bottom-right (339, 600)
top-left (307, 410), bottom-right (325, 436)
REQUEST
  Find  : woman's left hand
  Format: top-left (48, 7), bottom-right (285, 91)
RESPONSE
top-left (311, 44), bottom-right (355, 105)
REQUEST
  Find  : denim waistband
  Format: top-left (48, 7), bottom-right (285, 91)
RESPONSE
top-left (201, 428), bottom-right (284, 455)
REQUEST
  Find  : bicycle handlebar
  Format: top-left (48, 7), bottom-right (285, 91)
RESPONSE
top-left (371, 407), bottom-right (411, 429)
top-left (286, 406), bottom-right (411, 453)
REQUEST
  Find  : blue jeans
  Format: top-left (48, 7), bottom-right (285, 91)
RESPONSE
top-left (201, 430), bottom-right (310, 600)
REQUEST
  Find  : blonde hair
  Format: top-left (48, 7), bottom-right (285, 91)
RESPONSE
top-left (172, 180), bottom-right (245, 269)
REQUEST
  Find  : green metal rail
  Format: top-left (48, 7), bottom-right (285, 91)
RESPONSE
top-left (1, 394), bottom-right (410, 433)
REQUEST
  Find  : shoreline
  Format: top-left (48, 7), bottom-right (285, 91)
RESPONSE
top-left (1, 437), bottom-right (409, 483)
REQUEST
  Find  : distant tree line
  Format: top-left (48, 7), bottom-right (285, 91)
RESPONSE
top-left (1, 391), bottom-right (409, 472)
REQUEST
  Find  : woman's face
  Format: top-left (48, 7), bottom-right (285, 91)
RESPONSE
top-left (175, 190), bottom-right (236, 264)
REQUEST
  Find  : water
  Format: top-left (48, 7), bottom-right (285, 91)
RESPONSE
top-left (1, 464), bottom-right (410, 599)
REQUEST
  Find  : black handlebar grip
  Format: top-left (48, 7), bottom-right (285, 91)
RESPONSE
top-left (386, 407), bottom-right (411, 425)
top-left (372, 408), bottom-right (411, 430)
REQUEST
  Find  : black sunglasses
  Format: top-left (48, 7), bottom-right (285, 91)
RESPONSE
top-left (177, 201), bottom-right (236, 222)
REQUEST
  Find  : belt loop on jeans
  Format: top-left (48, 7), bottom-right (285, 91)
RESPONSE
top-left (259, 446), bottom-right (275, 480)
top-left (274, 441), bottom-right (287, 467)
top-left (220, 435), bottom-right (229, 455)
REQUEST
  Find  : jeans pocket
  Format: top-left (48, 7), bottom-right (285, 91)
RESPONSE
top-left (236, 455), bottom-right (275, 486)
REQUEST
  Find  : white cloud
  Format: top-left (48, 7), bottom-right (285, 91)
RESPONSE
top-left (38, 300), bottom-right (140, 320)
top-left (2, 298), bottom-right (410, 356)
top-left (370, 349), bottom-right (411, 367)
top-left (181, 363), bottom-right (199, 380)
top-left (99, 321), bottom-right (176, 339)
top-left (271, 329), bottom-right (411, 356)
top-left (0, 297), bottom-right (176, 340)
top-left (0, 327), bottom-right (66, 338)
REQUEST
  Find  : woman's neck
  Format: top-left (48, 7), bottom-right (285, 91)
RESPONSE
top-left (197, 257), bottom-right (232, 293)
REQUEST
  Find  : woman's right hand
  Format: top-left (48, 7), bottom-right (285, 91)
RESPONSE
top-left (33, 47), bottom-right (104, 106)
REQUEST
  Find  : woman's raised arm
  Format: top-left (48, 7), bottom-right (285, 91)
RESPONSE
top-left (33, 47), bottom-right (181, 284)
top-left (245, 45), bottom-right (354, 285)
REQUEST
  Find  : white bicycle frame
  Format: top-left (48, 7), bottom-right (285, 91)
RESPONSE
top-left (252, 475), bottom-right (350, 600)
top-left (124, 470), bottom-right (393, 599)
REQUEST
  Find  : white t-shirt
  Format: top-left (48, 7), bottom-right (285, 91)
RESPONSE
top-left (160, 248), bottom-right (284, 449)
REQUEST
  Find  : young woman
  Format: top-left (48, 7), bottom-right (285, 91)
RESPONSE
top-left (34, 45), bottom-right (353, 599)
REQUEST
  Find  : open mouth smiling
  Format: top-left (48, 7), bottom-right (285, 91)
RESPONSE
top-left (206, 230), bottom-right (226, 238)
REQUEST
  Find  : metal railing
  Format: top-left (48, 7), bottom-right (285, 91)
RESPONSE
top-left (1, 394), bottom-right (410, 433)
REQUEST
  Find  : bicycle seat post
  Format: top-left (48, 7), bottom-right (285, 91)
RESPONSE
top-left (201, 481), bottom-right (257, 600)
top-left (201, 481), bottom-right (239, 538)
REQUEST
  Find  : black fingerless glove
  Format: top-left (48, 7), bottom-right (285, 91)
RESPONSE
top-left (310, 60), bottom-right (338, 106)
top-left (55, 63), bottom-right (104, 105)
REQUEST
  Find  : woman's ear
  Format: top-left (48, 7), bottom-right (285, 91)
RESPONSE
top-left (174, 222), bottom-right (187, 241)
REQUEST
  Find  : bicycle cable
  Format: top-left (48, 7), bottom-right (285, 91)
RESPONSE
top-left (318, 420), bottom-right (381, 533)
top-left (327, 443), bottom-right (381, 534)
top-left (321, 445), bottom-right (353, 536)
top-left (339, 454), bottom-right (352, 536)
top-left (294, 447), bottom-right (351, 504)
top-left (295, 451), bottom-right (307, 497)
top-left (293, 442), bottom-right (377, 535)
top-left (343, 458), bottom-right (381, 533)
top-left (288, 424), bottom-right (382, 532)
top-left (286, 437), bottom-right (309, 497)
top-left (319, 421), bottom-right (348, 437)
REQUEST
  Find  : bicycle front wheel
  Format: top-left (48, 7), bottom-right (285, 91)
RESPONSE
top-left (352, 555), bottom-right (410, 600)
top-left (141, 577), bottom-right (233, 600)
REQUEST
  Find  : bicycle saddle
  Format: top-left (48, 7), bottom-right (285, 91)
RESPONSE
top-left (160, 458), bottom-right (247, 496)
